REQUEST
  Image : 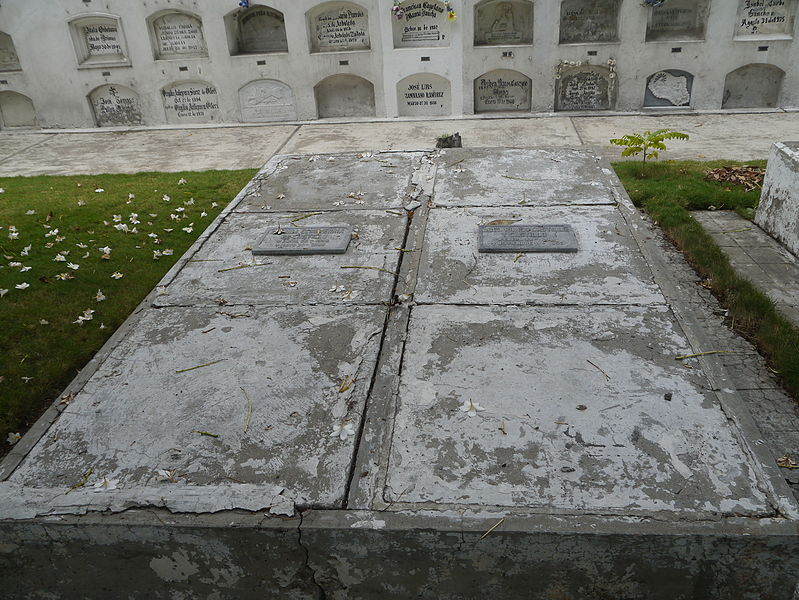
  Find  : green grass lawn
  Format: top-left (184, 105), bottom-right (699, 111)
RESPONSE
top-left (0, 170), bottom-right (256, 453)
top-left (613, 159), bottom-right (799, 401)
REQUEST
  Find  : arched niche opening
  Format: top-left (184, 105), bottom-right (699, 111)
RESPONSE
top-left (149, 10), bottom-right (208, 60)
top-left (314, 74), bottom-right (375, 118)
top-left (645, 0), bottom-right (709, 42)
top-left (0, 91), bottom-right (36, 128)
top-left (307, 2), bottom-right (370, 53)
top-left (559, 0), bottom-right (620, 44)
top-left (392, 0), bottom-right (451, 48)
top-left (474, 69), bottom-right (531, 112)
top-left (474, 0), bottom-right (533, 46)
top-left (722, 64), bottom-right (785, 109)
top-left (161, 81), bottom-right (220, 124)
top-left (226, 5), bottom-right (288, 55)
top-left (68, 14), bottom-right (129, 67)
top-left (239, 79), bottom-right (297, 122)
top-left (644, 70), bottom-right (693, 107)
top-left (89, 84), bottom-right (142, 127)
top-left (397, 73), bottom-right (451, 117)
top-left (0, 32), bottom-right (22, 72)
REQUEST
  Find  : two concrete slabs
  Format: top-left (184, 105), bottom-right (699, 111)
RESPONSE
top-left (2, 149), bottom-right (798, 598)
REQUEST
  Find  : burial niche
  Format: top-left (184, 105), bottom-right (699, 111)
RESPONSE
top-left (397, 73), bottom-right (451, 116)
top-left (308, 2), bottom-right (370, 52)
top-left (315, 74), bottom-right (375, 117)
top-left (645, 0), bottom-right (709, 42)
top-left (644, 70), bottom-right (693, 107)
top-left (151, 11), bottom-right (208, 59)
top-left (559, 0), bottom-right (620, 44)
top-left (239, 79), bottom-right (297, 122)
top-left (735, 0), bottom-right (797, 38)
top-left (722, 64), bottom-right (785, 109)
top-left (232, 5), bottom-right (288, 54)
top-left (556, 64), bottom-right (615, 111)
top-left (0, 32), bottom-right (22, 72)
top-left (474, 69), bottom-right (531, 112)
top-left (69, 15), bottom-right (129, 67)
top-left (392, 0), bottom-right (451, 48)
top-left (161, 81), bottom-right (220, 124)
top-left (89, 84), bottom-right (143, 127)
top-left (0, 91), bottom-right (36, 128)
top-left (474, 0), bottom-right (533, 46)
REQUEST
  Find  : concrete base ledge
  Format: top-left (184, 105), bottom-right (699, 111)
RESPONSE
top-left (1, 509), bottom-right (798, 599)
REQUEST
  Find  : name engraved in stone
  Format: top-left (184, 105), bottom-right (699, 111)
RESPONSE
top-left (479, 224), bottom-right (578, 253)
top-left (253, 226), bottom-right (353, 255)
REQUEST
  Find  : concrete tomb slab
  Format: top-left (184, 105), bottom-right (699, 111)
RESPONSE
top-left (89, 84), bottom-right (143, 127)
top-left (253, 225), bottom-right (353, 255)
top-left (7, 304), bottom-right (386, 509)
top-left (386, 304), bottom-right (773, 515)
top-left (478, 224), bottom-right (578, 253)
top-left (154, 210), bottom-right (405, 307)
top-left (559, 0), bottom-right (620, 44)
top-left (755, 141), bottom-right (799, 258)
top-left (474, 0), bottom-right (534, 46)
top-left (474, 69), bottom-right (531, 113)
top-left (432, 148), bottom-right (614, 207)
top-left (309, 2), bottom-right (370, 52)
top-left (242, 152), bottom-right (426, 211)
top-left (393, 0), bottom-right (451, 48)
top-left (415, 205), bottom-right (664, 305)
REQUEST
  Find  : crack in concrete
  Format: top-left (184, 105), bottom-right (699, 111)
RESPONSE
top-left (297, 510), bottom-right (327, 600)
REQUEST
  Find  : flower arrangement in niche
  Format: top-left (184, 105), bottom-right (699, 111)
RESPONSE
top-left (446, 1), bottom-right (457, 21)
top-left (239, 0), bottom-right (250, 7)
top-left (392, 0), bottom-right (404, 19)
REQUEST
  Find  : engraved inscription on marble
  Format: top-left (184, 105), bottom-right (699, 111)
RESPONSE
top-left (393, 0), bottom-right (450, 48)
top-left (253, 226), bottom-right (353, 255)
top-left (153, 13), bottom-right (208, 58)
top-left (311, 3), bottom-right (370, 52)
top-left (239, 79), bottom-right (296, 122)
top-left (559, 0), bottom-right (620, 44)
top-left (90, 84), bottom-right (143, 126)
top-left (238, 6), bottom-right (288, 53)
top-left (646, 0), bottom-right (708, 41)
top-left (474, 70), bottom-right (531, 112)
top-left (479, 224), bottom-right (579, 253)
top-left (82, 23), bottom-right (124, 57)
top-left (398, 73), bottom-right (451, 116)
top-left (556, 67), bottom-right (613, 111)
top-left (645, 70), bottom-right (692, 107)
top-left (474, 0), bottom-right (533, 46)
top-left (162, 82), bottom-right (220, 124)
top-left (0, 32), bottom-right (21, 71)
top-left (736, 0), bottom-right (796, 37)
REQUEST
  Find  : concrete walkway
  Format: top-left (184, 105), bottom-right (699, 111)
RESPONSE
top-left (2, 111), bottom-right (799, 176)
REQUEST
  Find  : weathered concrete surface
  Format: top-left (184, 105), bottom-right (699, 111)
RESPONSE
top-left (694, 209), bottom-right (799, 328)
top-left (2, 147), bottom-right (799, 598)
top-left (756, 142), bottom-right (799, 258)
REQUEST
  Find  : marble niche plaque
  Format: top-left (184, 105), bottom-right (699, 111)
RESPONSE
top-left (0, 32), bottom-right (21, 71)
top-left (397, 73), bottom-right (451, 117)
top-left (646, 0), bottom-right (709, 41)
top-left (162, 82), bottom-right (220, 124)
top-left (556, 66), bottom-right (614, 111)
top-left (90, 84), bottom-right (142, 127)
top-left (736, 0), bottom-right (796, 37)
top-left (474, 0), bottom-right (534, 46)
top-left (153, 12), bottom-right (208, 58)
top-left (644, 70), bottom-right (693, 107)
top-left (253, 226), bottom-right (353, 255)
top-left (238, 6), bottom-right (288, 53)
top-left (81, 21), bottom-right (124, 59)
top-left (311, 3), bottom-right (370, 52)
top-left (393, 0), bottom-right (450, 48)
top-left (239, 79), bottom-right (296, 122)
top-left (474, 70), bottom-right (531, 112)
top-left (559, 0), bottom-right (620, 44)
top-left (479, 224), bottom-right (579, 253)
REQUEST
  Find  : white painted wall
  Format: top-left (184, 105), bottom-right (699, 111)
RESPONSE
top-left (0, 0), bottom-right (797, 128)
